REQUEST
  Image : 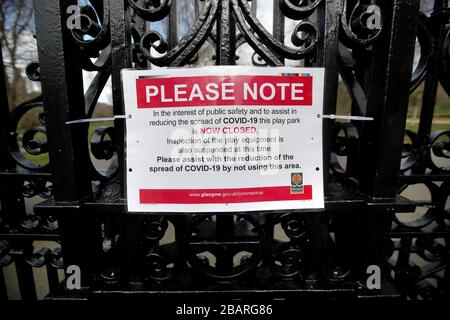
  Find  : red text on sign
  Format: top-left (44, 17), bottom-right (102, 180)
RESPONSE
top-left (136, 75), bottom-right (313, 108)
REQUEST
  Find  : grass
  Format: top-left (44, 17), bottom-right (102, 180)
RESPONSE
top-left (405, 123), bottom-right (450, 133)
top-left (434, 103), bottom-right (450, 118)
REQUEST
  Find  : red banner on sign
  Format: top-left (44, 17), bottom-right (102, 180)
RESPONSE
top-left (136, 75), bottom-right (313, 108)
top-left (139, 185), bottom-right (313, 204)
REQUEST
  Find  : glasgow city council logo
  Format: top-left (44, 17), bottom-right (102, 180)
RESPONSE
top-left (290, 173), bottom-right (304, 194)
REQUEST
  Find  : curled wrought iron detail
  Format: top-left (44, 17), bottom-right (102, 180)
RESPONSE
top-left (128, 0), bottom-right (172, 22)
top-left (439, 26), bottom-right (450, 95)
top-left (91, 126), bottom-right (116, 161)
top-left (139, 0), bottom-right (218, 66)
top-left (25, 247), bottom-right (51, 268)
top-left (279, 213), bottom-right (310, 240)
top-left (42, 216), bottom-right (59, 231)
top-left (231, 0), bottom-right (320, 66)
top-left (89, 126), bottom-right (119, 180)
top-left (279, 0), bottom-right (322, 20)
top-left (428, 130), bottom-right (450, 172)
top-left (270, 244), bottom-right (304, 278)
top-left (69, 0), bottom-right (111, 51)
top-left (142, 216), bottom-right (169, 242)
top-left (396, 182), bottom-right (439, 229)
top-left (414, 275), bottom-right (447, 300)
top-left (22, 179), bottom-right (53, 199)
top-left (411, 13), bottom-right (433, 93)
top-left (81, 45), bottom-right (112, 72)
top-left (49, 247), bottom-right (64, 269)
top-left (144, 250), bottom-right (173, 282)
top-left (415, 238), bottom-right (446, 262)
top-left (184, 215), bottom-right (263, 281)
top-left (400, 130), bottom-right (421, 172)
top-left (235, 0), bottom-right (320, 61)
top-left (330, 122), bottom-right (359, 176)
top-left (6, 96), bottom-right (50, 171)
top-left (19, 215), bottom-right (41, 232)
top-left (0, 241), bottom-right (12, 267)
top-left (340, 0), bottom-right (383, 48)
top-left (131, 28), bottom-right (149, 68)
top-left (25, 62), bottom-right (41, 82)
top-left (252, 52), bottom-right (268, 66)
top-left (399, 130), bottom-right (450, 173)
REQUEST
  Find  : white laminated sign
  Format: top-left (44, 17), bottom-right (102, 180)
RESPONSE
top-left (122, 66), bottom-right (325, 213)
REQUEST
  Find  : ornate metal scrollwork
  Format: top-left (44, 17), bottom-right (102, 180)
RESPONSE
top-left (400, 130), bottom-right (450, 173)
top-left (128, 0), bottom-right (172, 21)
top-left (184, 215), bottom-right (264, 281)
top-left (144, 250), bottom-right (174, 282)
top-left (267, 213), bottom-right (312, 279)
top-left (438, 13), bottom-right (450, 95)
top-left (6, 96), bottom-right (49, 171)
top-left (270, 243), bottom-right (305, 278)
top-left (69, 0), bottom-right (111, 51)
top-left (396, 182), bottom-right (439, 229)
top-left (330, 122), bottom-right (359, 176)
top-left (279, 0), bottom-right (322, 20)
top-left (400, 130), bottom-right (421, 172)
top-left (411, 12), bottom-right (434, 93)
top-left (138, 0), bottom-right (219, 66)
top-left (388, 236), bottom-right (448, 300)
top-left (129, 0), bottom-right (322, 67)
top-left (142, 216), bottom-right (169, 242)
top-left (233, 0), bottom-right (320, 64)
top-left (0, 241), bottom-right (12, 267)
top-left (340, 0), bottom-right (383, 48)
top-left (64, 1), bottom-right (118, 182)
top-left (22, 179), bottom-right (53, 199)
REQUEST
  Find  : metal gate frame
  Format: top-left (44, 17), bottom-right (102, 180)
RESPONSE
top-left (0, 0), bottom-right (449, 301)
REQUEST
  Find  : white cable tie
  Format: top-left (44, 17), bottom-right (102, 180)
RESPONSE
top-left (321, 114), bottom-right (374, 121)
top-left (65, 115), bottom-right (128, 125)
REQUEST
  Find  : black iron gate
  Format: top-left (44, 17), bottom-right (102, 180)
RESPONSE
top-left (0, 0), bottom-right (449, 301)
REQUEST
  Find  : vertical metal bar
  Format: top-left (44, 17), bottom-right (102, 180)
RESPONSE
top-left (360, 0), bottom-right (420, 197)
top-left (14, 249), bottom-right (37, 301)
top-left (216, 0), bottom-right (236, 65)
top-left (33, 0), bottom-right (93, 290)
top-left (133, 0), bottom-right (149, 68)
top-left (316, 0), bottom-right (344, 192)
top-left (444, 236), bottom-right (450, 297)
top-left (395, 237), bottom-right (412, 297)
top-left (303, 1), bottom-right (344, 285)
top-left (168, 0), bottom-right (178, 49)
top-left (360, 208), bottom-right (392, 276)
top-left (33, 0), bottom-right (92, 202)
top-left (173, 216), bottom-right (190, 275)
top-left (273, 0), bottom-right (285, 64)
top-left (416, 0), bottom-right (447, 173)
top-left (304, 213), bottom-right (329, 287)
top-left (110, 0), bottom-right (132, 195)
top-left (216, 215), bottom-right (234, 270)
top-left (110, 0), bottom-right (135, 289)
top-left (46, 264), bottom-right (60, 293)
top-left (0, 268), bottom-right (7, 300)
